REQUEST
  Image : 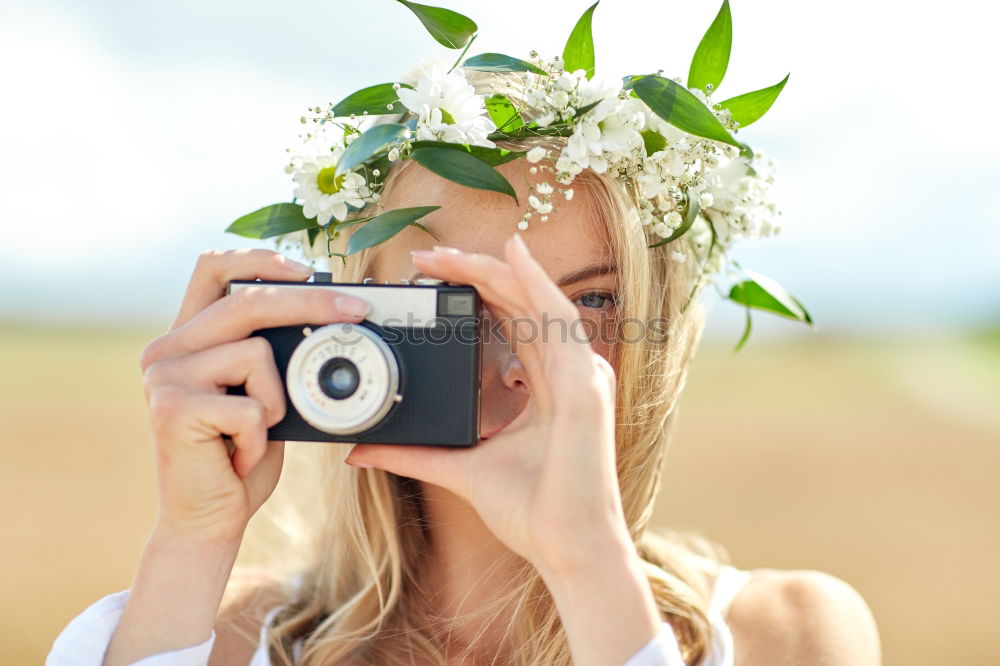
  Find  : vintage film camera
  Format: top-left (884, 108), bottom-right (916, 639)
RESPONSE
top-left (226, 273), bottom-right (481, 447)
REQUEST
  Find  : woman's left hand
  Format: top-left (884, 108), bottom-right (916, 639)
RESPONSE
top-left (345, 233), bottom-right (631, 575)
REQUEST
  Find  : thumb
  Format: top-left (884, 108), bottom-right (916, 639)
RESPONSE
top-left (345, 443), bottom-right (469, 498)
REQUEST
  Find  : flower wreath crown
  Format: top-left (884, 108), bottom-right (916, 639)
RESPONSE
top-left (225, 0), bottom-right (812, 350)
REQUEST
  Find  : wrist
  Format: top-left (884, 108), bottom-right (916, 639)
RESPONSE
top-left (535, 534), bottom-right (663, 666)
top-left (151, 516), bottom-right (246, 555)
top-left (536, 532), bottom-right (645, 598)
top-left (102, 525), bottom-right (241, 666)
top-left (532, 518), bottom-right (636, 583)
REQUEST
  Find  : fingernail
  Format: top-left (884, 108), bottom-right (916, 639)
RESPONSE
top-left (432, 245), bottom-right (461, 255)
top-left (345, 459), bottom-right (374, 468)
top-left (512, 232), bottom-right (529, 255)
top-left (410, 249), bottom-right (435, 260)
top-left (334, 294), bottom-right (369, 317)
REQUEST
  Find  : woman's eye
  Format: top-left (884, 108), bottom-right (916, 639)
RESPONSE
top-left (574, 291), bottom-right (616, 310)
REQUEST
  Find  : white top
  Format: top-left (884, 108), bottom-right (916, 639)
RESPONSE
top-left (47, 565), bottom-right (752, 666)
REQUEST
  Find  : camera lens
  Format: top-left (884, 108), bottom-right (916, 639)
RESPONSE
top-left (286, 322), bottom-right (400, 435)
top-left (317, 357), bottom-right (360, 400)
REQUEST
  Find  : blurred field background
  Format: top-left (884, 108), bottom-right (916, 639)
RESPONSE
top-left (2, 321), bottom-right (998, 664)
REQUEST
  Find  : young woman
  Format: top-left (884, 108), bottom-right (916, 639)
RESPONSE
top-left (48, 73), bottom-right (882, 664)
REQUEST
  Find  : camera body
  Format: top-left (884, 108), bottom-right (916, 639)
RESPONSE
top-left (226, 273), bottom-right (481, 447)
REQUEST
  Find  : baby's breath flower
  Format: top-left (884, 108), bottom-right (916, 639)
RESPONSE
top-left (663, 211), bottom-right (683, 228)
top-left (526, 146), bottom-right (547, 163)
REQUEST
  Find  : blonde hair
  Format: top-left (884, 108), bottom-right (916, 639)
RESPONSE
top-left (245, 72), bottom-right (730, 666)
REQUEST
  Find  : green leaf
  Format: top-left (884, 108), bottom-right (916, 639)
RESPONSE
top-left (331, 82), bottom-right (412, 117)
top-left (632, 75), bottom-right (740, 148)
top-left (463, 53), bottom-right (547, 76)
top-left (717, 73), bottom-right (790, 128)
top-left (727, 269), bottom-right (813, 324)
top-left (411, 146), bottom-right (519, 202)
top-left (648, 192), bottom-right (701, 248)
top-left (732, 308), bottom-right (752, 353)
top-left (226, 203), bottom-right (318, 239)
top-left (687, 0), bottom-right (733, 93)
top-left (410, 140), bottom-right (525, 165)
top-left (562, 2), bottom-right (598, 79)
top-left (396, 0), bottom-right (477, 49)
top-left (485, 94), bottom-right (524, 133)
top-left (640, 129), bottom-right (666, 156)
top-left (573, 99), bottom-right (602, 118)
top-left (337, 123), bottom-right (409, 176)
top-left (346, 206), bottom-right (441, 255)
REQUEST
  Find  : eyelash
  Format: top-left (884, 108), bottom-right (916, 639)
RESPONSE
top-left (573, 290), bottom-right (617, 310)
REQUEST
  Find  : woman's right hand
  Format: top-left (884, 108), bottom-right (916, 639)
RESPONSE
top-left (137, 248), bottom-right (370, 546)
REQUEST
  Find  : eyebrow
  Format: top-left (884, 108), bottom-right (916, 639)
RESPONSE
top-left (407, 262), bottom-right (617, 287)
top-left (554, 262), bottom-right (617, 287)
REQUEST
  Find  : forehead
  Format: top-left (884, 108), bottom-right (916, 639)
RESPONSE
top-left (368, 160), bottom-right (613, 281)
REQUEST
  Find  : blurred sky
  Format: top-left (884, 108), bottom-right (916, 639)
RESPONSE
top-left (1, 0), bottom-right (997, 339)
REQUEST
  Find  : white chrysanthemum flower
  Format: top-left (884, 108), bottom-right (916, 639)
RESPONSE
top-left (576, 74), bottom-right (622, 108)
top-left (291, 141), bottom-right (371, 227)
top-left (397, 67), bottom-right (496, 147)
top-left (563, 97), bottom-right (644, 174)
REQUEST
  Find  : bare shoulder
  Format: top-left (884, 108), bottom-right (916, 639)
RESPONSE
top-left (208, 566), bottom-right (291, 666)
top-left (725, 568), bottom-right (882, 666)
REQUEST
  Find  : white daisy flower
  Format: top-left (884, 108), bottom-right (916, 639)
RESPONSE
top-left (397, 67), bottom-right (496, 147)
top-left (291, 141), bottom-right (371, 227)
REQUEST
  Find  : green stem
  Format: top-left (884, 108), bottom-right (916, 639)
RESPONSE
top-left (447, 34), bottom-right (477, 74)
top-left (488, 125), bottom-right (575, 140)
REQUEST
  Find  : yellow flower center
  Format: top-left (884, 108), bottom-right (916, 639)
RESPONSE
top-left (317, 167), bottom-right (346, 195)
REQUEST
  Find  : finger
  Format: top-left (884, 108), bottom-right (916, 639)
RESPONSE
top-left (504, 234), bottom-right (595, 372)
top-left (150, 387), bottom-right (269, 478)
top-left (412, 246), bottom-right (583, 413)
top-left (202, 395), bottom-right (269, 479)
top-left (142, 336), bottom-right (286, 427)
top-left (411, 248), bottom-right (534, 322)
top-left (424, 241), bottom-right (584, 380)
top-left (506, 233), bottom-right (581, 327)
top-left (410, 248), bottom-right (552, 393)
top-left (171, 249), bottom-right (314, 331)
top-left (345, 443), bottom-right (470, 499)
top-left (141, 285), bottom-right (369, 371)
top-left (242, 439), bottom-right (285, 503)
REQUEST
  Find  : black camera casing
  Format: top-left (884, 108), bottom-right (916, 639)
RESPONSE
top-left (225, 275), bottom-right (481, 447)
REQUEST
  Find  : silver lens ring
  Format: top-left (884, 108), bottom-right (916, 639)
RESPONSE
top-left (286, 323), bottom-right (399, 435)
